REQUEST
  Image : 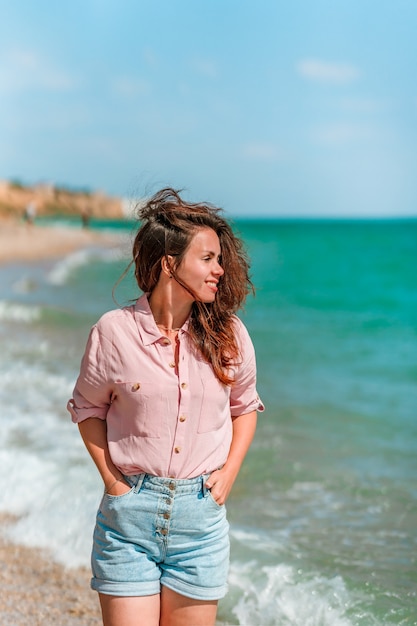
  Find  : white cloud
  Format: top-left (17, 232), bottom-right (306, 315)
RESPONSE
top-left (191, 58), bottom-right (218, 79)
top-left (0, 47), bottom-right (76, 93)
top-left (111, 76), bottom-right (151, 98)
top-left (339, 97), bottom-right (387, 114)
top-left (241, 142), bottom-right (283, 161)
top-left (143, 47), bottom-right (159, 68)
top-left (312, 122), bottom-right (371, 144)
top-left (297, 58), bottom-right (360, 85)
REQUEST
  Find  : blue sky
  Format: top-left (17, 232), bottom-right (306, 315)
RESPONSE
top-left (1, 0), bottom-right (417, 217)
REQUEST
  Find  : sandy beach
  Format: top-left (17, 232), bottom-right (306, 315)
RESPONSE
top-left (0, 219), bottom-right (120, 624)
top-left (0, 217), bottom-right (126, 265)
top-left (0, 516), bottom-right (101, 625)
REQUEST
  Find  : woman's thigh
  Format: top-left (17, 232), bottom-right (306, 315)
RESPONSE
top-left (160, 586), bottom-right (218, 626)
top-left (99, 593), bottom-right (160, 626)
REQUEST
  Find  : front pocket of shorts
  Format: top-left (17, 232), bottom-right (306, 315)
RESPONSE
top-left (97, 488), bottom-right (138, 540)
top-left (207, 489), bottom-right (226, 510)
top-left (99, 486), bottom-right (137, 523)
top-left (104, 486), bottom-right (135, 501)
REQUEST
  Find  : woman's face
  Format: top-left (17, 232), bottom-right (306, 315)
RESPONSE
top-left (174, 227), bottom-right (224, 303)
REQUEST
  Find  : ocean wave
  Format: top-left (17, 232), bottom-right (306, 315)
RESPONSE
top-left (228, 561), bottom-right (376, 626)
top-left (0, 300), bottom-right (41, 323)
top-left (1, 444), bottom-right (101, 568)
top-left (47, 249), bottom-right (95, 286)
top-left (47, 247), bottom-right (122, 286)
top-left (0, 350), bottom-right (100, 568)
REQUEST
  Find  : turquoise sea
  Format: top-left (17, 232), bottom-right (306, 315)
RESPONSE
top-left (0, 217), bottom-right (416, 625)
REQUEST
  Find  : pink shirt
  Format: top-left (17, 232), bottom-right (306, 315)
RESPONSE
top-left (67, 293), bottom-right (264, 479)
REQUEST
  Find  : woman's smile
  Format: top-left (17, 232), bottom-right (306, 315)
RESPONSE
top-left (174, 228), bottom-right (224, 303)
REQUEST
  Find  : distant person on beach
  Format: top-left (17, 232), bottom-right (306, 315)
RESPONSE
top-left (81, 206), bottom-right (91, 229)
top-left (23, 200), bottom-right (36, 225)
top-left (68, 187), bottom-right (264, 626)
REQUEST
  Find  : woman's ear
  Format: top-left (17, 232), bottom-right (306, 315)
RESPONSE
top-left (161, 255), bottom-right (174, 278)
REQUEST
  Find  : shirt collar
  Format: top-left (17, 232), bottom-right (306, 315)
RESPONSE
top-left (133, 293), bottom-right (190, 346)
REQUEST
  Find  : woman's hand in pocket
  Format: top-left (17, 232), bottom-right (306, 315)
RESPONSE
top-left (105, 478), bottom-right (131, 496)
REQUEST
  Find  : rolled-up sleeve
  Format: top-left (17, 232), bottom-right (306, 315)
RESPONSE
top-left (230, 318), bottom-right (265, 417)
top-left (67, 325), bottom-right (112, 423)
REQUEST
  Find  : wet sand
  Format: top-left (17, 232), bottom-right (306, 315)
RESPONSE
top-left (0, 218), bottom-right (126, 264)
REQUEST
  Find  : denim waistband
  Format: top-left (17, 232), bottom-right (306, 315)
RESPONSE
top-left (125, 473), bottom-right (211, 496)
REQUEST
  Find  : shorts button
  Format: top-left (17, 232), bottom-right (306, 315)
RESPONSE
top-left (169, 482), bottom-right (175, 490)
top-left (163, 513), bottom-right (170, 519)
top-left (160, 528), bottom-right (168, 535)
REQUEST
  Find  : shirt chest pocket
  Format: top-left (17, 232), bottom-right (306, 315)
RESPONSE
top-left (197, 364), bottom-right (231, 434)
top-left (111, 381), bottom-right (165, 438)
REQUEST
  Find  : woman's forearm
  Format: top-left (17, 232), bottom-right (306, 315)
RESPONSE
top-left (206, 410), bottom-right (257, 504)
top-left (225, 410), bottom-right (257, 478)
top-left (78, 418), bottom-right (124, 490)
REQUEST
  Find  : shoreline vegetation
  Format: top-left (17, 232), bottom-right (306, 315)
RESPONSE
top-left (0, 179), bottom-right (124, 221)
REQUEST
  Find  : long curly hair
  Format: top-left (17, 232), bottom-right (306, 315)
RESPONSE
top-left (132, 188), bottom-right (254, 385)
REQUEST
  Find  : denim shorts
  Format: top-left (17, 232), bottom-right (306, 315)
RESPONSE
top-left (91, 473), bottom-right (230, 601)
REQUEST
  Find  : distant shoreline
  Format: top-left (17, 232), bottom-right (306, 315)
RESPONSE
top-left (0, 179), bottom-right (125, 222)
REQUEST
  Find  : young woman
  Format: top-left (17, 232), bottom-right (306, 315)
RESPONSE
top-left (68, 188), bottom-right (264, 626)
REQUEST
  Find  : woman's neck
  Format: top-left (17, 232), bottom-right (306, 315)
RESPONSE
top-left (148, 286), bottom-right (192, 332)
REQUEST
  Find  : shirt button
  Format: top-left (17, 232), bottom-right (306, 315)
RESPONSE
top-left (174, 446), bottom-right (181, 454)
top-left (131, 383), bottom-right (141, 391)
top-left (162, 338), bottom-right (171, 346)
top-left (181, 382), bottom-right (188, 389)
top-left (179, 415), bottom-right (186, 423)
top-left (169, 362), bottom-right (176, 368)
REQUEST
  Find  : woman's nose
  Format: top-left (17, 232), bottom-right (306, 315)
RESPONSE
top-left (214, 262), bottom-right (224, 276)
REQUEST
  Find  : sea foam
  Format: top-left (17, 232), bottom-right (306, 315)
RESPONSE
top-left (0, 300), bottom-right (41, 323)
top-left (47, 246), bottom-right (124, 286)
top-left (228, 562), bottom-right (377, 626)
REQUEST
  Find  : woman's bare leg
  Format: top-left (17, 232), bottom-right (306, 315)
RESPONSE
top-left (160, 586), bottom-right (218, 626)
top-left (99, 593), bottom-right (160, 626)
